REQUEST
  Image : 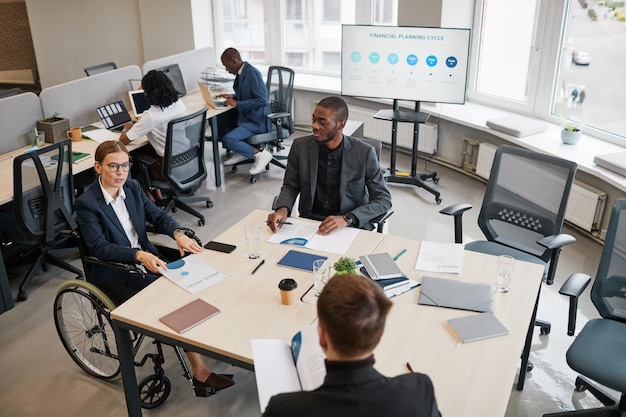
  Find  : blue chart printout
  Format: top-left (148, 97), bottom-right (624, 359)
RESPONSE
top-left (160, 254), bottom-right (227, 294)
top-left (341, 25), bottom-right (471, 104)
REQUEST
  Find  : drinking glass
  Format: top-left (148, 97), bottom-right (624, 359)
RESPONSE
top-left (245, 225), bottom-right (261, 259)
top-left (313, 259), bottom-right (330, 296)
top-left (496, 255), bottom-right (515, 293)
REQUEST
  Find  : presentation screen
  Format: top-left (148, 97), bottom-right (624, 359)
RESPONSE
top-left (341, 25), bottom-right (471, 104)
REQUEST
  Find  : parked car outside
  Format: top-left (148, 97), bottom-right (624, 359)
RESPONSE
top-left (573, 51), bottom-right (591, 65)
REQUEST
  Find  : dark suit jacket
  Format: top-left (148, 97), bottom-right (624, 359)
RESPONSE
top-left (75, 178), bottom-right (180, 266)
top-left (232, 62), bottom-right (270, 134)
top-left (263, 363), bottom-right (440, 417)
top-left (274, 135), bottom-right (392, 230)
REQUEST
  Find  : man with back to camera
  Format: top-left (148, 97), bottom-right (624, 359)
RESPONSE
top-left (262, 273), bottom-right (440, 417)
top-left (217, 47), bottom-right (273, 176)
top-left (266, 96), bottom-right (392, 235)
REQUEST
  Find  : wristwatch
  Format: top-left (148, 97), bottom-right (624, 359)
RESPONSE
top-left (343, 212), bottom-right (356, 226)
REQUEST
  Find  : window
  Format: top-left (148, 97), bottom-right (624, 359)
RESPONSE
top-left (323, 51), bottom-right (341, 71)
top-left (323, 0), bottom-right (340, 22)
top-left (219, 0), bottom-right (265, 61)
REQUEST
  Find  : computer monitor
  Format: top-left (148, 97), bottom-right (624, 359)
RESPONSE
top-left (154, 63), bottom-right (186, 97)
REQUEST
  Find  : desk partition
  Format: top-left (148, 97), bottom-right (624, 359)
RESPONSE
top-left (39, 65), bottom-right (142, 127)
top-left (142, 47), bottom-right (216, 95)
top-left (0, 92), bottom-right (44, 154)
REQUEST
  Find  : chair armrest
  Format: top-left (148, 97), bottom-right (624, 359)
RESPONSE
top-left (82, 256), bottom-right (145, 274)
top-left (267, 111), bottom-right (290, 120)
top-left (372, 208), bottom-right (395, 233)
top-left (559, 272), bottom-right (592, 336)
top-left (133, 152), bottom-right (158, 165)
top-left (439, 203), bottom-right (472, 244)
top-left (537, 233), bottom-right (576, 250)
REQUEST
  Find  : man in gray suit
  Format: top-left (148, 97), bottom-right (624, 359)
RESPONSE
top-left (267, 96), bottom-right (392, 235)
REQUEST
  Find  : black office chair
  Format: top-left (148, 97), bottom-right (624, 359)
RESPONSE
top-left (543, 198), bottom-right (626, 416)
top-left (1, 139), bottom-right (83, 301)
top-left (439, 144), bottom-right (579, 390)
top-left (357, 137), bottom-right (394, 233)
top-left (53, 226), bottom-right (202, 408)
top-left (84, 62), bottom-right (118, 76)
top-left (230, 66), bottom-right (295, 183)
top-left (136, 107), bottom-right (213, 226)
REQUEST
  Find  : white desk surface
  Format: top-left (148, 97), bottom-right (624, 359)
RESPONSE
top-left (111, 209), bottom-right (543, 417)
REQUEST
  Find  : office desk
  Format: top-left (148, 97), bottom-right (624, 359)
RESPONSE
top-left (111, 210), bottom-right (542, 417)
top-left (371, 236), bottom-right (544, 417)
top-left (111, 209), bottom-right (385, 416)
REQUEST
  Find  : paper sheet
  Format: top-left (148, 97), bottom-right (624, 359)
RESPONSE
top-left (159, 254), bottom-right (227, 293)
top-left (415, 241), bottom-right (464, 274)
top-left (266, 218), bottom-right (359, 254)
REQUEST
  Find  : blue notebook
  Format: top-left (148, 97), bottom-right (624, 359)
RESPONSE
top-left (277, 250), bottom-right (328, 272)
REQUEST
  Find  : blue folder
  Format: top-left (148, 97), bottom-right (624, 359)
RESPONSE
top-left (277, 250), bottom-right (328, 272)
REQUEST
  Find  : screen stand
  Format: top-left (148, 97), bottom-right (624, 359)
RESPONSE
top-left (374, 100), bottom-right (441, 204)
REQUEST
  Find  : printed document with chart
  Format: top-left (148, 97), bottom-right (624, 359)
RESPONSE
top-left (266, 218), bottom-right (359, 254)
top-left (159, 254), bottom-right (227, 294)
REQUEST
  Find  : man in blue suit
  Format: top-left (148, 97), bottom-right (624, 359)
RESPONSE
top-left (217, 47), bottom-right (273, 175)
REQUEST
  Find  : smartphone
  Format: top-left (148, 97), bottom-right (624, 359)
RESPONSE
top-left (204, 240), bottom-right (236, 253)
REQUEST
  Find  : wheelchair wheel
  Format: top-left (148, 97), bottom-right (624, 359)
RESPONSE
top-left (138, 373), bottom-right (171, 409)
top-left (53, 280), bottom-right (121, 381)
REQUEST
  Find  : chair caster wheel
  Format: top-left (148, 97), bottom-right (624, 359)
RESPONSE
top-left (433, 177), bottom-right (439, 184)
top-left (206, 201), bottom-right (214, 208)
top-left (17, 291), bottom-right (27, 302)
top-left (231, 166), bottom-right (238, 173)
top-left (526, 361), bottom-right (534, 372)
top-left (249, 176), bottom-right (257, 184)
top-left (435, 197), bottom-right (442, 204)
top-left (138, 374), bottom-right (171, 409)
top-left (198, 219), bottom-right (205, 226)
top-left (575, 381), bottom-right (587, 392)
top-left (540, 326), bottom-right (551, 335)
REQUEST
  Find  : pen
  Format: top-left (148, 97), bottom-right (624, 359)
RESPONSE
top-left (393, 249), bottom-right (407, 261)
top-left (251, 259), bottom-right (265, 275)
top-left (265, 221), bottom-right (293, 225)
top-left (406, 362), bottom-right (414, 373)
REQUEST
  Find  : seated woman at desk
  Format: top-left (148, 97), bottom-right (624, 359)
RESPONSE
top-left (75, 140), bottom-right (235, 396)
top-left (119, 69), bottom-right (186, 200)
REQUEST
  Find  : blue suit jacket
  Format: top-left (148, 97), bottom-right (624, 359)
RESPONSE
top-left (232, 62), bottom-right (270, 133)
top-left (75, 178), bottom-right (180, 265)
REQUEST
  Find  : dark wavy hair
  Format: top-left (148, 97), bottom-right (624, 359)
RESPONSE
top-left (141, 70), bottom-right (179, 109)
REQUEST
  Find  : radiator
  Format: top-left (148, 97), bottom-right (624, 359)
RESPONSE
top-left (475, 143), bottom-right (607, 232)
top-left (346, 106), bottom-right (438, 155)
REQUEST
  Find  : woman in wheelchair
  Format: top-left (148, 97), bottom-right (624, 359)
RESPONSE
top-left (75, 140), bottom-right (235, 396)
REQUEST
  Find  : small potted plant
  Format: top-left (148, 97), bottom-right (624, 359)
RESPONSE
top-left (561, 121), bottom-right (582, 145)
top-left (36, 112), bottom-right (70, 144)
top-left (333, 257), bottom-right (357, 275)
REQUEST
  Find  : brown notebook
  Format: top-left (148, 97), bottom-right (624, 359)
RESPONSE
top-left (159, 299), bottom-right (220, 333)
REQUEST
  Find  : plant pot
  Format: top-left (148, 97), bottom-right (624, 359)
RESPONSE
top-left (36, 117), bottom-right (70, 144)
top-left (561, 129), bottom-right (581, 145)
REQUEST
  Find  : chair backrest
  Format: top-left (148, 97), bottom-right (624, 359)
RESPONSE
top-left (162, 107), bottom-right (209, 193)
top-left (591, 198), bottom-right (626, 323)
top-left (0, 87), bottom-right (23, 99)
top-left (13, 139), bottom-right (77, 244)
top-left (266, 66), bottom-right (295, 134)
top-left (84, 62), bottom-right (118, 76)
top-left (479, 145), bottom-right (577, 262)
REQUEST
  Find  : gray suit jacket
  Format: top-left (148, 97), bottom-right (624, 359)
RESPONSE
top-left (274, 135), bottom-right (392, 230)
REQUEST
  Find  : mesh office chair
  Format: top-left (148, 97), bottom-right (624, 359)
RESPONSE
top-left (5, 139), bottom-right (83, 301)
top-left (544, 198), bottom-right (626, 416)
top-left (439, 145), bottom-right (578, 390)
top-left (230, 66), bottom-right (294, 183)
top-left (84, 62), bottom-right (118, 76)
top-left (136, 107), bottom-right (213, 226)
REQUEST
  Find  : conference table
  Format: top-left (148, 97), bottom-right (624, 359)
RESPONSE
top-left (110, 209), bottom-right (544, 417)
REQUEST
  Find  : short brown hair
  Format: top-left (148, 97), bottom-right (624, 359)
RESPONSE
top-left (94, 140), bottom-right (129, 164)
top-left (317, 273), bottom-right (392, 357)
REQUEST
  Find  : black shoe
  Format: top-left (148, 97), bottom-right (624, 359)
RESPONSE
top-left (192, 373), bottom-right (235, 397)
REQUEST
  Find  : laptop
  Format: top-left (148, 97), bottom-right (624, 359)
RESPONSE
top-left (154, 63), bottom-right (186, 97)
top-left (197, 81), bottom-right (226, 110)
top-left (96, 100), bottom-right (133, 132)
top-left (128, 90), bottom-right (151, 118)
top-left (417, 276), bottom-right (494, 313)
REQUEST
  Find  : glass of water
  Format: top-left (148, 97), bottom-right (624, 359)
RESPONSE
top-left (496, 255), bottom-right (515, 293)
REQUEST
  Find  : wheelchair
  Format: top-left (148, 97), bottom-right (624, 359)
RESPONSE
top-left (53, 228), bottom-right (206, 409)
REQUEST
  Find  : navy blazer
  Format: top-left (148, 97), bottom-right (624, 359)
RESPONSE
top-left (75, 178), bottom-right (180, 265)
top-left (263, 362), bottom-right (440, 417)
top-left (232, 62), bottom-right (270, 134)
top-left (274, 135), bottom-right (392, 230)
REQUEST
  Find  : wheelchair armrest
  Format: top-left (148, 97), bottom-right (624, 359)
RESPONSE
top-left (439, 203), bottom-right (472, 244)
top-left (82, 256), bottom-right (145, 275)
top-left (537, 233), bottom-right (576, 250)
top-left (559, 272), bottom-right (592, 336)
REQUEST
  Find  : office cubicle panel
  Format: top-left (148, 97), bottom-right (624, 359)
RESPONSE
top-left (142, 47), bottom-right (216, 95)
top-left (0, 92), bottom-right (44, 154)
top-left (40, 65), bottom-right (142, 128)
